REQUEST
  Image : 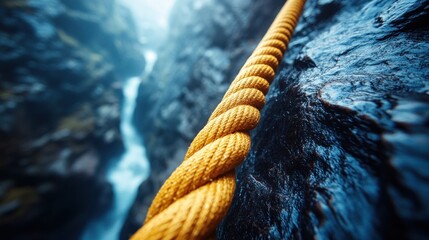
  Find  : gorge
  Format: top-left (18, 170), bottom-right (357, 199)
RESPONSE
top-left (0, 0), bottom-right (428, 239)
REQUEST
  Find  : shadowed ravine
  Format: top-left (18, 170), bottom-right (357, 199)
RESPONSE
top-left (1, 0), bottom-right (428, 239)
top-left (82, 0), bottom-right (173, 238)
top-left (81, 74), bottom-right (150, 240)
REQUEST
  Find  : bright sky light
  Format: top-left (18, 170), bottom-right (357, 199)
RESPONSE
top-left (119, 0), bottom-right (176, 46)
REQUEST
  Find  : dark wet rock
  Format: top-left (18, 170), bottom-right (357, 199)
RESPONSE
top-left (378, 0), bottom-right (429, 30)
top-left (126, 0), bottom-right (429, 239)
top-left (0, 0), bottom-right (144, 238)
top-left (0, 173), bottom-right (112, 240)
top-left (219, 0), bottom-right (429, 239)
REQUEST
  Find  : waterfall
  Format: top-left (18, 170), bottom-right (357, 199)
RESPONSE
top-left (82, 0), bottom-right (174, 238)
top-left (82, 79), bottom-right (145, 240)
top-left (82, 50), bottom-right (157, 240)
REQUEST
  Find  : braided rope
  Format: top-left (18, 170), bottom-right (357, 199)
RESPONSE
top-left (131, 0), bottom-right (306, 239)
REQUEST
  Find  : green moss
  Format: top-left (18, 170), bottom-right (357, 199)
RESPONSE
top-left (1, 0), bottom-right (28, 8)
top-left (57, 29), bottom-right (80, 48)
top-left (58, 104), bottom-right (95, 133)
top-left (0, 90), bottom-right (13, 100)
top-left (0, 187), bottom-right (38, 222)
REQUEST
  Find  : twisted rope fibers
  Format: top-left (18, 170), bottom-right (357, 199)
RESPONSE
top-left (131, 0), bottom-right (306, 239)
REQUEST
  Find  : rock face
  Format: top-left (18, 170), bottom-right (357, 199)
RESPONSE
top-left (122, 0), bottom-right (284, 237)
top-left (219, 0), bottom-right (429, 239)
top-left (0, 0), bottom-right (143, 239)
top-left (127, 0), bottom-right (429, 239)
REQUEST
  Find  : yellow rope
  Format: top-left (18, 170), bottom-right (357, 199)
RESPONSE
top-left (131, 0), bottom-right (306, 239)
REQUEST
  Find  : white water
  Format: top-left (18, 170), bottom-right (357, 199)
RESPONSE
top-left (82, 79), bottom-right (148, 240)
top-left (82, 47), bottom-right (157, 240)
top-left (82, 50), bottom-right (158, 240)
top-left (82, 0), bottom-right (174, 238)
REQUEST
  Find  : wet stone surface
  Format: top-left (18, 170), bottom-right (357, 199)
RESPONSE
top-left (219, 0), bottom-right (429, 239)
top-left (126, 0), bottom-right (429, 239)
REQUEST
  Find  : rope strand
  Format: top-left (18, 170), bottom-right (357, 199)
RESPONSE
top-left (131, 0), bottom-right (306, 239)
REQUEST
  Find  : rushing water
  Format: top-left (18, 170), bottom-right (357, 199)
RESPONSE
top-left (82, 83), bottom-right (146, 240)
top-left (82, 51), bottom-right (157, 240)
top-left (82, 0), bottom-right (174, 238)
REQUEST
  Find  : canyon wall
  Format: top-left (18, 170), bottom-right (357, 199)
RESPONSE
top-left (0, 0), bottom-right (143, 238)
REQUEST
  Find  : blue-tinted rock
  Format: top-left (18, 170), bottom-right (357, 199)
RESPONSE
top-left (127, 0), bottom-right (429, 239)
top-left (0, 0), bottom-right (144, 238)
top-left (219, 0), bottom-right (429, 239)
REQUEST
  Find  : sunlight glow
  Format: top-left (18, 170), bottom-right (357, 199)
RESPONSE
top-left (120, 0), bottom-right (176, 46)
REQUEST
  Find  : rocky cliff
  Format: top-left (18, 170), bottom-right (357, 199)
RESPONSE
top-left (219, 0), bottom-right (429, 239)
top-left (0, 0), bottom-right (144, 239)
top-left (127, 0), bottom-right (429, 239)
